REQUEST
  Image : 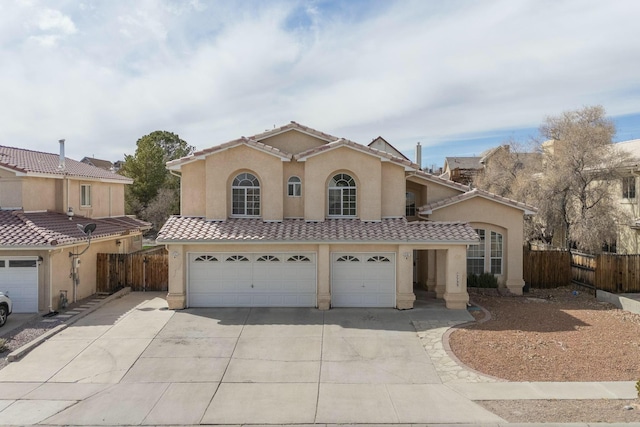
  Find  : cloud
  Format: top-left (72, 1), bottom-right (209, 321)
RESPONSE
top-left (0, 0), bottom-right (639, 166)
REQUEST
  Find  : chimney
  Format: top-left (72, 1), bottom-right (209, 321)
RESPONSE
top-left (58, 139), bottom-right (65, 170)
top-left (415, 142), bottom-right (422, 170)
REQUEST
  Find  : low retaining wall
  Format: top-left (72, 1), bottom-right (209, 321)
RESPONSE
top-left (596, 290), bottom-right (640, 315)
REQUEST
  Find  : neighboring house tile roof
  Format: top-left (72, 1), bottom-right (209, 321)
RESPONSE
top-left (80, 157), bottom-right (115, 171)
top-left (444, 157), bottom-right (482, 170)
top-left (0, 146), bottom-right (132, 182)
top-left (0, 210), bottom-right (150, 248)
top-left (157, 217), bottom-right (479, 244)
top-left (419, 188), bottom-right (537, 215)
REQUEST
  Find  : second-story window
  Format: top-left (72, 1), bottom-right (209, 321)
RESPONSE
top-left (406, 192), bottom-right (416, 217)
top-left (328, 173), bottom-right (356, 217)
top-left (232, 172), bottom-right (260, 217)
top-left (80, 184), bottom-right (91, 207)
top-left (622, 176), bottom-right (636, 199)
top-left (287, 176), bottom-right (301, 197)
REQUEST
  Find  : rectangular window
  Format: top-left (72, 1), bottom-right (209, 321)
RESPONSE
top-left (80, 184), bottom-right (92, 207)
top-left (622, 176), bottom-right (636, 199)
top-left (9, 260), bottom-right (37, 268)
top-left (0, 260), bottom-right (4, 267)
top-left (466, 229), bottom-right (485, 275)
top-left (406, 192), bottom-right (416, 217)
top-left (490, 231), bottom-right (503, 275)
top-left (288, 178), bottom-right (301, 197)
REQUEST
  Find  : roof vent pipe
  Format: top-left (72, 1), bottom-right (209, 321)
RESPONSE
top-left (58, 139), bottom-right (66, 170)
top-left (415, 142), bottom-right (422, 170)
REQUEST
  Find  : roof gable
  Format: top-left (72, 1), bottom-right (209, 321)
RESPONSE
top-left (0, 146), bottom-right (131, 183)
top-left (294, 138), bottom-right (419, 170)
top-left (368, 137), bottom-right (410, 161)
top-left (167, 137), bottom-right (292, 169)
top-left (419, 188), bottom-right (537, 215)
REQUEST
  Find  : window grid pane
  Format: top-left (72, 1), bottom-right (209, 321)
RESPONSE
top-left (467, 229), bottom-right (485, 274)
top-left (490, 231), bottom-right (503, 275)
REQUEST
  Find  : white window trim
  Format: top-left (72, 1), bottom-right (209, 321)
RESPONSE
top-left (490, 231), bottom-right (503, 275)
top-left (328, 173), bottom-right (357, 218)
top-left (231, 173), bottom-right (260, 218)
top-left (80, 184), bottom-right (92, 207)
top-left (287, 176), bottom-right (302, 197)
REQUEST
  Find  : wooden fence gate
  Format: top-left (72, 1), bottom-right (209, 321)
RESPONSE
top-left (96, 248), bottom-right (168, 293)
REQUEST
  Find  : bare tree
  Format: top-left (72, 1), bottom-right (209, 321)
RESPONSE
top-left (475, 105), bottom-right (632, 253)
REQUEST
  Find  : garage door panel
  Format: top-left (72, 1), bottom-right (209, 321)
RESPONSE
top-left (0, 259), bottom-right (38, 313)
top-left (331, 253), bottom-right (395, 308)
top-left (188, 253), bottom-right (316, 307)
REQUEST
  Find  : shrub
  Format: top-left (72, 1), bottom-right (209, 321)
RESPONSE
top-left (636, 379), bottom-right (640, 398)
top-left (467, 272), bottom-right (499, 288)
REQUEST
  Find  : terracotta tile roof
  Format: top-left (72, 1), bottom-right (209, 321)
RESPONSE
top-left (445, 157), bottom-right (482, 170)
top-left (167, 137), bottom-right (292, 169)
top-left (0, 210), bottom-right (150, 248)
top-left (157, 217), bottom-right (479, 244)
top-left (0, 146), bottom-right (132, 182)
top-left (419, 188), bottom-right (537, 215)
top-left (250, 121), bottom-right (340, 143)
top-left (294, 138), bottom-right (420, 170)
top-left (410, 169), bottom-right (476, 192)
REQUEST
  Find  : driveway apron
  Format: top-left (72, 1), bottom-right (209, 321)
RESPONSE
top-left (0, 293), bottom-right (504, 425)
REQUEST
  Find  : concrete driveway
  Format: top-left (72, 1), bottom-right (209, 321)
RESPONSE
top-left (0, 293), bottom-right (504, 425)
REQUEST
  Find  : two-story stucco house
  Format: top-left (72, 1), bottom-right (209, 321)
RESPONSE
top-left (157, 122), bottom-right (535, 310)
top-left (0, 143), bottom-right (150, 313)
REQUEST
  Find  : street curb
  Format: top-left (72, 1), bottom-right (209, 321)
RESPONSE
top-left (6, 287), bottom-right (132, 363)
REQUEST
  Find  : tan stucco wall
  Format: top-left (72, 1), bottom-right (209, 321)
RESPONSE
top-left (0, 234), bottom-right (142, 312)
top-left (259, 130), bottom-right (327, 154)
top-left (428, 196), bottom-right (525, 294)
top-left (0, 175), bottom-right (23, 208)
top-left (381, 162), bottom-right (405, 218)
top-left (304, 147), bottom-right (382, 221)
top-left (22, 177), bottom-right (58, 211)
top-left (181, 160), bottom-right (206, 216)
top-left (203, 145), bottom-right (284, 221)
top-left (283, 160), bottom-right (305, 218)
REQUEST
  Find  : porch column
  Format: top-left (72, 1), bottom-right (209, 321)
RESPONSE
top-left (426, 250), bottom-right (436, 291)
top-left (443, 245), bottom-right (469, 309)
top-left (397, 245), bottom-right (416, 309)
top-left (506, 232), bottom-right (525, 295)
top-left (166, 245), bottom-right (186, 309)
top-left (435, 249), bottom-right (446, 298)
top-left (317, 244), bottom-right (331, 310)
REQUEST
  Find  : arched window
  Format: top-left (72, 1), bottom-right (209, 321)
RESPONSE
top-left (288, 176), bottom-right (301, 197)
top-left (232, 172), bottom-right (260, 217)
top-left (328, 173), bottom-right (356, 217)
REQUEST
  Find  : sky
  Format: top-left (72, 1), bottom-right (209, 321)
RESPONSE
top-left (2, 0), bottom-right (640, 171)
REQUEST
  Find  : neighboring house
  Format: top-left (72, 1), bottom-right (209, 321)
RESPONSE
top-left (80, 156), bottom-right (117, 172)
top-left (157, 122), bottom-right (535, 311)
top-left (440, 157), bottom-right (482, 184)
top-left (0, 143), bottom-right (150, 313)
top-left (610, 139), bottom-right (640, 253)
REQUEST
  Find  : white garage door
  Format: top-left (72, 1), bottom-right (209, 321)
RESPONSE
top-left (0, 258), bottom-right (38, 313)
top-left (188, 253), bottom-right (317, 307)
top-left (331, 253), bottom-right (396, 307)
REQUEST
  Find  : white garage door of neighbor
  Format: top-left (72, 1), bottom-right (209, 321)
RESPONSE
top-left (0, 258), bottom-right (39, 313)
top-left (331, 253), bottom-right (396, 308)
top-left (188, 253), bottom-right (317, 307)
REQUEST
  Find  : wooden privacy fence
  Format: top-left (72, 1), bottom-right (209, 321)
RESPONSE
top-left (96, 248), bottom-right (168, 293)
top-left (523, 247), bottom-right (571, 289)
top-left (524, 246), bottom-right (640, 293)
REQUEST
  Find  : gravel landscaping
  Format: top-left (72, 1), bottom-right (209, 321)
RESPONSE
top-left (450, 286), bottom-right (640, 423)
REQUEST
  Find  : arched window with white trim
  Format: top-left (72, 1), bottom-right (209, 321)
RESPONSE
top-left (232, 172), bottom-right (260, 217)
top-left (288, 176), bottom-right (301, 197)
top-left (328, 173), bottom-right (356, 217)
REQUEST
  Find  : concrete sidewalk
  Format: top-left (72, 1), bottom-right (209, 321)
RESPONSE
top-left (0, 292), bottom-right (637, 426)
